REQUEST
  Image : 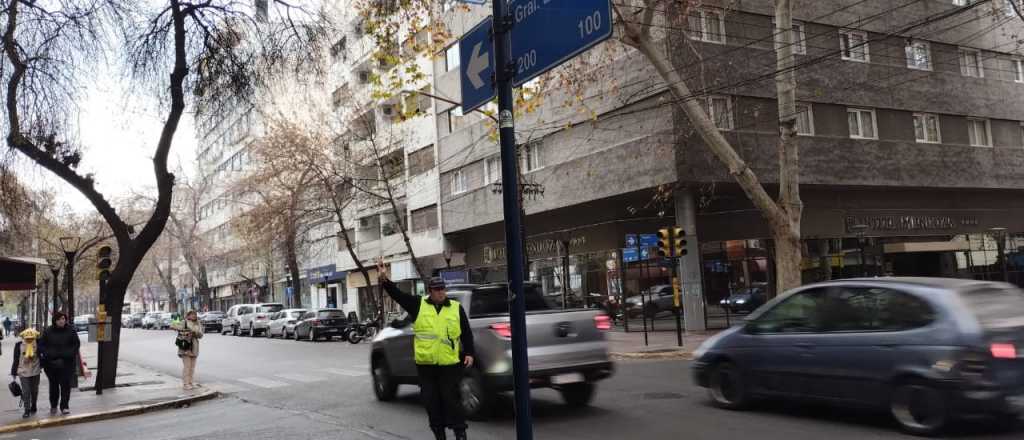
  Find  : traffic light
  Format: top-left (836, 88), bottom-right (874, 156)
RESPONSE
top-left (96, 245), bottom-right (114, 281)
top-left (673, 226), bottom-right (687, 256)
top-left (657, 228), bottom-right (672, 257)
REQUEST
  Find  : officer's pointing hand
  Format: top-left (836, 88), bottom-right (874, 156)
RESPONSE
top-left (375, 257), bottom-right (389, 281)
top-left (464, 355), bottom-right (474, 368)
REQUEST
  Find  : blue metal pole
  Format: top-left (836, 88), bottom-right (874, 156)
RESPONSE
top-left (492, 0), bottom-right (534, 437)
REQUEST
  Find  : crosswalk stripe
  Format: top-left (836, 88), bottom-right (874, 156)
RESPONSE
top-left (237, 377), bottom-right (289, 388)
top-left (274, 373), bottom-right (326, 383)
top-left (325, 368), bottom-right (368, 377)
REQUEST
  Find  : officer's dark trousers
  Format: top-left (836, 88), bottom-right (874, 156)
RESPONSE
top-left (417, 364), bottom-right (467, 431)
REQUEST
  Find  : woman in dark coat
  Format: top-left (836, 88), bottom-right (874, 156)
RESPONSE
top-left (38, 312), bottom-right (80, 415)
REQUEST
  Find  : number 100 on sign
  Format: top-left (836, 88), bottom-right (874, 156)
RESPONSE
top-left (509, 0), bottom-right (613, 87)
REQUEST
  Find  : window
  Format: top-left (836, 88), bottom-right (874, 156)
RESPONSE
top-left (774, 20), bottom-right (806, 55)
top-left (819, 287), bottom-right (935, 332)
top-left (795, 103), bottom-right (814, 136)
top-left (484, 155), bottom-right (502, 184)
top-left (1013, 58), bottom-right (1024, 83)
top-left (687, 9), bottom-right (726, 44)
top-left (913, 113), bottom-right (941, 143)
top-left (450, 168), bottom-right (468, 195)
top-left (410, 205), bottom-right (439, 233)
top-left (520, 141), bottom-right (544, 172)
top-left (706, 95), bottom-right (734, 130)
top-left (444, 106), bottom-right (464, 134)
top-left (407, 145), bottom-right (435, 177)
top-left (905, 40), bottom-right (932, 70)
top-left (839, 29), bottom-right (869, 62)
top-left (968, 118), bottom-right (991, 147)
top-left (847, 108), bottom-right (877, 139)
top-left (749, 290), bottom-right (824, 334)
top-left (444, 43), bottom-right (459, 71)
top-left (959, 48), bottom-right (983, 77)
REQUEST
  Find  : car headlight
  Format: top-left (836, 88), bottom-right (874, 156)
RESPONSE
top-left (735, 299), bottom-right (746, 304)
top-left (719, 299), bottom-right (728, 305)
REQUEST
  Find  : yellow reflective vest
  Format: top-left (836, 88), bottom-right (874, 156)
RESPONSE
top-left (413, 297), bottom-right (462, 366)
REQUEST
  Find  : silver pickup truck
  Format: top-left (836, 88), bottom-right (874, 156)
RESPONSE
top-left (369, 282), bottom-right (615, 419)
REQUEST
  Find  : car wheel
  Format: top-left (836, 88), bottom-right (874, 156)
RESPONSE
top-left (372, 357), bottom-right (398, 401)
top-left (890, 379), bottom-right (949, 436)
top-left (460, 368), bottom-right (492, 420)
top-left (266, 327), bottom-right (273, 338)
top-left (232, 325), bottom-right (239, 336)
top-left (707, 361), bottom-right (749, 410)
top-left (293, 328), bottom-right (301, 341)
top-left (559, 382), bottom-right (595, 407)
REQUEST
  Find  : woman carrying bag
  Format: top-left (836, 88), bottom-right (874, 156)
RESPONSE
top-left (10, 328), bottom-right (42, 418)
top-left (172, 311), bottom-right (204, 390)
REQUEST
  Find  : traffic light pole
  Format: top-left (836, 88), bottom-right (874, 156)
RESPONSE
top-left (492, 0), bottom-right (534, 437)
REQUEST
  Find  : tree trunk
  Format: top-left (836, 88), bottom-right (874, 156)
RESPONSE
top-left (285, 229), bottom-right (303, 308)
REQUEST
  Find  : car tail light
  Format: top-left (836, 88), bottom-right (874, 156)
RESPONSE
top-left (489, 322), bottom-right (512, 339)
top-left (991, 343), bottom-right (1017, 359)
top-left (594, 314), bottom-right (611, 331)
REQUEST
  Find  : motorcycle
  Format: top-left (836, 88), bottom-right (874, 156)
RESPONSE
top-left (345, 319), bottom-right (380, 344)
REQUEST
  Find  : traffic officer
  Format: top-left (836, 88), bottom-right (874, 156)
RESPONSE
top-left (377, 258), bottom-right (474, 440)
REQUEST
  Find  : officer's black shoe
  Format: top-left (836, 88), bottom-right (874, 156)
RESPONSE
top-left (454, 429), bottom-right (467, 440)
top-left (22, 409), bottom-right (30, 419)
top-left (432, 428), bottom-right (446, 440)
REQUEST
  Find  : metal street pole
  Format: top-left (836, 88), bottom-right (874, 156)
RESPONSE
top-left (492, 0), bottom-right (534, 437)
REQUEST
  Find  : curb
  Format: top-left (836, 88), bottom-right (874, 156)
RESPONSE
top-left (610, 350), bottom-right (694, 360)
top-left (0, 390), bottom-right (220, 434)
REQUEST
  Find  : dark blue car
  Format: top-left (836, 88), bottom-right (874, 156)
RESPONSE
top-left (693, 277), bottom-right (1024, 436)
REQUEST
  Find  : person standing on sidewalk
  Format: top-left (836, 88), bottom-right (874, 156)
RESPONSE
top-left (38, 312), bottom-right (79, 416)
top-left (10, 328), bottom-right (41, 418)
top-left (172, 310), bottom-right (204, 390)
top-left (376, 258), bottom-right (475, 440)
top-left (3, 317), bottom-right (12, 336)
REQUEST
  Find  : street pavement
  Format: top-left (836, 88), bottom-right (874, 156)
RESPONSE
top-left (22, 329), bottom-right (1024, 440)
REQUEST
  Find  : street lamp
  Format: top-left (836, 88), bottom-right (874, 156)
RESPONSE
top-left (851, 224), bottom-right (869, 277)
top-left (45, 255), bottom-right (63, 316)
top-left (990, 227), bottom-right (1009, 283)
top-left (58, 236), bottom-right (82, 319)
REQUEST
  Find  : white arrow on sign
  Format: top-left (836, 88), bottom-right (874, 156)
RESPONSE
top-left (466, 41), bottom-right (489, 90)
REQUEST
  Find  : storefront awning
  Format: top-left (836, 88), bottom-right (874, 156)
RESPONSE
top-left (0, 256), bottom-right (48, 290)
top-left (883, 240), bottom-right (970, 254)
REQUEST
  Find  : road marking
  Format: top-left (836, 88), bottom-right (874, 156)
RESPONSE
top-left (325, 368), bottom-right (368, 377)
top-left (237, 377), bottom-right (289, 388)
top-left (275, 373), bottom-right (326, 383)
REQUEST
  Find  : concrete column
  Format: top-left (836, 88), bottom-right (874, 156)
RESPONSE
top-left (676, 187), bottom-right (706, 332)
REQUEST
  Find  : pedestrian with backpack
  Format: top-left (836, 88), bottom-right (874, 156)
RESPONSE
top-left (10, 328), bottom-right (42, 418)
top-left (172, 311), bottom-right (204, 390)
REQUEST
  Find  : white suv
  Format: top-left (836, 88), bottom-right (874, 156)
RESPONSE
top-left (221, 304), bottom-right (252, 336)
top-left (239, 303), bottom-right (285, 337)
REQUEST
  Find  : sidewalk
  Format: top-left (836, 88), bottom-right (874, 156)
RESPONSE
top-left (606, 327), bottom-right (719, 360)
top-left (0, 338), bottom-right (218, 434)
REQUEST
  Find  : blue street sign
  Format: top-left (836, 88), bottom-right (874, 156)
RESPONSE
top-left (625, 234), bottom-right (638, 248)
top-left (622, 247), bottom-right (639, 263)
top-left (458, 17), bottom-right (495, 113)
top-left (640, 247), bottom-right (651, 260)
top-left (639, 233), bottom-right (659, 248)
top-left (509, 0), bottom-right (613, 87)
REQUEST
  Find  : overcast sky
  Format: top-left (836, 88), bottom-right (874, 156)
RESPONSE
top-left (21, 69), bottom-right (198, 215)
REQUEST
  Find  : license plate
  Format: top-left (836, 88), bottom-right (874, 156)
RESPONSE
top-left (550, 373), bottom-right (585, 385)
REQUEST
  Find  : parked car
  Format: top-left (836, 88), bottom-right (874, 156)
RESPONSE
top-left (157, 312), bottom-right (176, 330)
top-left (142, 312), bottom-right (161, 329)
top-left (693, 277), bottom-right (1024, 436)
top-left (266, 309), bottom-right (307, 338)
top-left (73, 314), bottom-right (95, 332)
top-left (129, 312), bottom-right (145, 328)
top-left (239, 303), bottom-right (285, 337)
top-left (222, 305), bottom-right (248, 335)
top-left (200, 311), bottom-right (225, 332)
top-left (371, 282), bottom-right (615, 419)
top-left (719, 285), bottom-right (768, 314)
top-left (293, 309), bottom-right (348, 341)
top-left (121, 314), bottom-right (132, 328)
top-left (625, 284), bottom-right (676, 318)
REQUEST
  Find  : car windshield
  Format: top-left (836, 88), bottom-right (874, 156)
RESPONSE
top-left (260, 305), bottom-right (284, 313)
top-left (290, 311), bottom-right (306, 318)
top-left (469, 285), bottom-right (554, 318)
top-left (317, 310), bottom-right (345, 319)
top-left (961, 287), bottom-right (1024, 329)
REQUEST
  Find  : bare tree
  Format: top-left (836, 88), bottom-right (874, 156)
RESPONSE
top-left (167, 173), bottom-right (212, 310)
top-left (2, 0), bottom-right (329, 387)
